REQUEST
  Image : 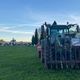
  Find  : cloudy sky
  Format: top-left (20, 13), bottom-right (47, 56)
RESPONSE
top-left (0, 0), bottom-right (80, 42)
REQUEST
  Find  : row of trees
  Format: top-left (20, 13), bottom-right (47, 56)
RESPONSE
top-left (31, 25), bottom-right (46, 45)
top-left (31, 29), bottom-right (38, 45)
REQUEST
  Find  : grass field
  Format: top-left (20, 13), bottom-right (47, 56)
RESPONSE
top-left (0, 46), bottom-right (80, 80)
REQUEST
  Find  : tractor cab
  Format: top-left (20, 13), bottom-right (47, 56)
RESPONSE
top-left (45, 22), bottom-right (79, 46)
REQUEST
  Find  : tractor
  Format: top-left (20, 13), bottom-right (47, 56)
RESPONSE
top-left (37, 21), bottom-right (80, 69)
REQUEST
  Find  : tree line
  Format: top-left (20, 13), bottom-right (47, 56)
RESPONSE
top-left (31, 24), bottom-right (46, 45)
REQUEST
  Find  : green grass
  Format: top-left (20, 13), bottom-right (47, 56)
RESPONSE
top-left (0, 46), bottom-right (80, 80)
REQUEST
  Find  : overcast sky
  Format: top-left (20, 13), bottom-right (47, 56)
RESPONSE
top-left (0, 0), bottom-right (80, 42)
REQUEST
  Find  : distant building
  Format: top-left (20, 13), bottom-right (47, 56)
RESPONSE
top-left (0, 38), bottom-right (31, 46)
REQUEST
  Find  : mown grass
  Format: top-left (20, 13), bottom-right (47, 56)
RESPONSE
top-left (0, 46), bottom-right (80, 80)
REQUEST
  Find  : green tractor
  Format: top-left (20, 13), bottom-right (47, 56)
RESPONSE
top-left (40, 21), bottom-right (79, 69)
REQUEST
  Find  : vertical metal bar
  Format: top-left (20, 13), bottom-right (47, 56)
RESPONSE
top-left (49, 28), bottom-right (53, 69)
